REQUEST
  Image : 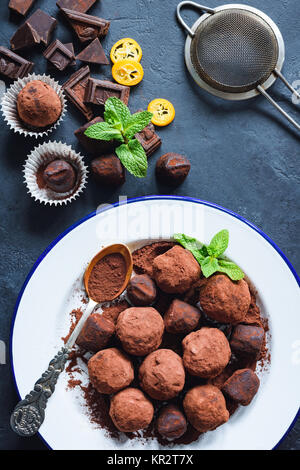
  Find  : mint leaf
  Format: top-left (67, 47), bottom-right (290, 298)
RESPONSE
top-left (104, 97), bottom-right (131, 129)
top-left (217, 259), bottom-right (244, 281)
top-left (116, 139), bottom-right (147, 178)
top-left (207, 229), bottom-right (229, 257)
top-left (124, 111), bottom-right (153, 140)
top-left (84, 122), bottom-right (124, 142)
top-left (173, 233), bottom-right (206, 263)
top-left (201, 257), bottom-right (220, 278)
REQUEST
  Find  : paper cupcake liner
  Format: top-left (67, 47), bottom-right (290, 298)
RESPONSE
top-left (1, 73), bottom-right (67, 138)
top-left (23, 141), bottom-right (88, 206)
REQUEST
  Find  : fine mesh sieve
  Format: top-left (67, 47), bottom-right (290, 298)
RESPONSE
top-left (177, 2), bottom-right (300, 132)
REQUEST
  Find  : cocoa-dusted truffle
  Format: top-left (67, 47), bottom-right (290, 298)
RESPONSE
top-left (222, 369), bottom-right (260, 406)
top-left (157, 405), bottom-right (187, 439)
top-left (199, 274), bottom-right (251, 324)
top-left (127, 274), bottom-right (157, 306)
top-left (109, 388), bottom-right (154, 433)
top-left (139, 349), bottom-right (185, 400)
top-left (156, 153), bottom-right (190, 186)
top-left (230, 324), bottom-right (265, 359)
top-left (116, 307), bottom-right (164, 356)
top-left (17, 80), bottom-right (62, 128)
top-left (183, 385), bottom-right (229, 432)
top-left (164, 299), bottom-right (201, 334)
top-left (91, 154), bottom-right (125, 187)
top-left (153, 245), bottom-right (201, 294)
top-left (182, 327), bottom-right (231, 378)
top-left (43, 160), bottom-right (77, 193)
top-left (88, 347), bottom-right (134, 394)
top-left (76, 313), bottom-right (115, 352)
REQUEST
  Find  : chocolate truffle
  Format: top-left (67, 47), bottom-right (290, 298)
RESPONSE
top-left (222, 369), bottom-right (260, 406)
top-left (91, 155), bottom-right (125, 187)
top-left (109, 388), bottom-right (154, 433)
top-left (183, 385), bottom-right (229, 432)
top-left (164, 299), bottom-right (201, 334)
top-left (17, 80), bottom-right (62, 128)
top-left (76, 313), bottom-right (115, 352)
top-left (199, 274), bottom-right (251, 324)
top-left (43, 160), bottom-right (77, 193)
top-left (116, 307), bottom-right (164, 356)
top-left (127, 274), bottom-right (157, 306)
top-left (88, 347), bottom-right (134, 394)
top-left (139, 349), bottom-right (185, 400)
top-left (182, 327), bottom-right (231, 378)
top-left (153, 245), bottom-right (201, 294)
top-left (156, 153), bottom-right (190, 186)
top-left (157, 405), bottom-right (187, 440)
top-left (230, 324), bottom-right (265, 359)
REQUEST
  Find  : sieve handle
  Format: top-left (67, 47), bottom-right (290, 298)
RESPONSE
top-left (177, 1), bottom-right (214, 37)
top-left (258, 84), bottom-right (300, 132)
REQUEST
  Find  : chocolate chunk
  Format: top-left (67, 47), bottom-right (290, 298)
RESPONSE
top-left (43, 160), bottom-right (77, 193)
top-left (64, 43), bottom-right (76, 66)
top-left (9, 0), bottom-right (36, 16)
top-left (127, 274), bottom-right (157, 307)
top-left (43, 39), bottom-right (75, 71)
top-left (62, 65), bottom-right (93, 120)
top-left (76, 38), bottom-right (109, 65)
top-left (61, 8), bottom-right (110, 42)
top-left (57, 0), bottom-right (98, 13)
top-left (156, 153), bottom-right (191, 185)
top-left (91, 154), bottom-right (125, 186)
top-left (164, 299), bottom-right (201, 334)
top-left (76, 313), bottom-right (115, 352)
top-left (230, 325), bottom-right (265, 359)
top-left (10, 22), bottom-right (40, 51)
top-left (84, 79), bottom-right (130, 107)
top-left (0, 46), bottom-right (33, 79)
top-left (27, 9), bottom-right (57, 46)
top-left (74, 116), bottom-right (118, 154)
top-left (157, 405), bottom-right (187, 440)
top-left (135, 121), bottom-right (161, 157)
top-left (222, 369), bottom-right (260, 406)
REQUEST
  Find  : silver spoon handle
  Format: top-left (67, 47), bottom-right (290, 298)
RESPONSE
top-left (10, 346), bottom-right (70, 437)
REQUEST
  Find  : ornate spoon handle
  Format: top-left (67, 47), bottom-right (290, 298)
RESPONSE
top-left (10, 346), bottom-right (70, 437)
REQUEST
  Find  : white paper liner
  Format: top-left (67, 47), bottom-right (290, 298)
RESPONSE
top-left (1, 73), bottom-right (67, 138)
top-left (23, 141), bottom-right (88, 206)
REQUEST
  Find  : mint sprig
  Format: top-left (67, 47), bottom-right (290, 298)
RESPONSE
top-left (173, 230), bottom-right (244, 281)
top-left (84, 97), bottom-right (153, 178)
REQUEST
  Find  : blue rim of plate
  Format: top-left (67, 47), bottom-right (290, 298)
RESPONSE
top-left (9, 195), bottom-right (300, 450)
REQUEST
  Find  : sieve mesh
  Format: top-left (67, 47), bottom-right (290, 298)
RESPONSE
top-left (190, 9), bottom-right (279, 93)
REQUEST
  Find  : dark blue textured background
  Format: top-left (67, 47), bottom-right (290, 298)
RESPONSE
top-left (0, 0), bottom-right (299, 450)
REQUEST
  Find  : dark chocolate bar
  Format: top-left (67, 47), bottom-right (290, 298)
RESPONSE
top-left (84, 79), bottom-right (130, 107)
top-left (62, 66), bottom-right (93, 120)
top-left (10, 22), bottom-right (40, 51)
top-left (76, 38), bottom-right (109, 65)
top-left (56, 0), bottom-right (98, 13)
top-left (0, 46), bottom-right (34, 79)
top-left (74, 117), bottom-right (118, 155)
top-left (43, 39), bottom-right (75, 71)
top-left (26, 9), bottom-right (57, 46)
top-left (61, 8), bottom-right (110, 43)
top-left (9, 0), bottom-right (36, 16)
top-left (135, 122), bottom-right (162, 157)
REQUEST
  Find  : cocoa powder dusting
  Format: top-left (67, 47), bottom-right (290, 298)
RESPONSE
top-left (88, 253), bottom-right (126, 302)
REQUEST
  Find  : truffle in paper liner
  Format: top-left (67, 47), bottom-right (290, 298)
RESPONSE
top-left (1, 73), bottom-right (66, 138)
top-left (24, 141), bottom-right (88, 206)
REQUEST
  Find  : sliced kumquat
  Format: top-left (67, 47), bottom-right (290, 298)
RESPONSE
top-left (110, 38), bottom-right (142, 63)
top-left (147, 99), bottom-right (175, 126)
top-left (112, 59), bottom-right (144, 86)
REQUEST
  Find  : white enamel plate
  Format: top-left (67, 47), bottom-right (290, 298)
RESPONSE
top-left (11, 196), bottom-right (300, 450)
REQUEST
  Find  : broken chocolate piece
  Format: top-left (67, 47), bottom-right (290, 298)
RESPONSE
top-left (61, 8), bottom-right (110, 43)
top-left (74, 116), bottom-right (118, 154)
top-left (9, 0), bottom-right (36, 16)
top-left (10, 22), bottom-right (40, 51)
top-left (135, 121), bottom-right (162, 157)
top-left (56, 0), bottom-right (98, 13)
top-left (43, 39), bottom-right (75, 71)
top-left (84, 79), bottom-right (130, 107)
top-left (76, 38), bottom-right (109, 65)
top-left (27, 9), bottom-right (57, 46)
top-left (64, 43), bottom-right (76, 66)
top-left (222, 369), bottom-right (260, 406)
top-left (63, 66), bottom-right (93, 120)
top-left (0, 46), bottom-right (33, 79)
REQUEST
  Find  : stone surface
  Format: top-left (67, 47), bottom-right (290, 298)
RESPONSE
top-left (0, 0), bottom-right (298, 450)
